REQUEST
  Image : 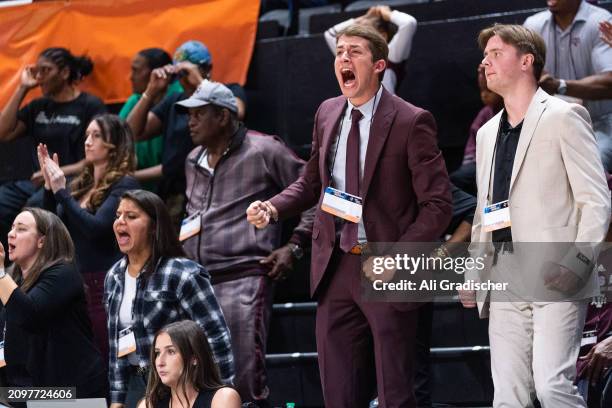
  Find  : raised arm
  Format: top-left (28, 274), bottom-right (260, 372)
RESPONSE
top-left (126, 66), bottom-right (172, 140)
top-left (0, 66), bottom-right (38, 142)
top-left (382, 7), bottom-right (418, 63)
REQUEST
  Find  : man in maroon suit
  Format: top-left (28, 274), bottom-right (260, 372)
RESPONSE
top-left (247, 24), bottom-right (451, 407)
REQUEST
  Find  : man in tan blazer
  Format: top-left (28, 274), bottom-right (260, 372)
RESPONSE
top-left (461, 24), bottom-right (611, 407)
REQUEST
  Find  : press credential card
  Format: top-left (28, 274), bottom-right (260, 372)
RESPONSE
top-left (179, 213), bottom-right (201, 241)
top-left (483, 200), bottom-right (511, 232)
top-left (118, 327), bottom-right (137, 358)
top-left (0, 341), bottom-right (5, 368)
top-left (581, 329), bottom-right (597, 347)
top-left (321, 186), bottom-right (362, 223)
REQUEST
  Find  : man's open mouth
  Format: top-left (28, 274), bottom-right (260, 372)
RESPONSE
top-left (341, 68), bottom-right (356, 87)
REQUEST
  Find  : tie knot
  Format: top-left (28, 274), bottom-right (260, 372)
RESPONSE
top-left (351, 108), bottom-right (363, 124)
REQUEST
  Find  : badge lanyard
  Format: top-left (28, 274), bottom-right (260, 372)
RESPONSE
top-left (486, 116), bottom-right (506, 204)
top-left (551, 22), bottom-right (578, 82)
top-left (328, 90), bottom-right (378, 187)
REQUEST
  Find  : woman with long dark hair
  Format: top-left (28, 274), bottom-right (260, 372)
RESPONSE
top-left (0, 47), bottom-right (106, 249)
top-left (138, 320), bottom-right (240, 408)
top-left (105, 190), bottom-right (234, 408)
top-left (38, 113), bottom-right (139, 364)
top-left (0, 208), bottom-right (106, 398)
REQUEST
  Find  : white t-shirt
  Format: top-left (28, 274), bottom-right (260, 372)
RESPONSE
top-left (119, 270), bottom-right (138, 365)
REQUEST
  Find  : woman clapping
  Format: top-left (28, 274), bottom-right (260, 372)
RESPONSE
top-left (38, 113), bottom-right (139, 363)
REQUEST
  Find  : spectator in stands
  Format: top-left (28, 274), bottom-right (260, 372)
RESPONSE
top-left (574, 214), bottom-right (612, 408)
top-left (248, 24), bottom-right (451, 407)
top-left (462, 23), bottom-right (610, 408)
top-left (576, 302), bottom-right (612, 407)
top-left (126, 41), bottom-right (246, 226)
top-left (177, 80), bottom-right (313, 407)
top-left (324, 5), bottom-right (417, 93)
top-left (105, 190), bottom-right (234, 408)
top-left (0, 47), bottom-right (106, 260)
top-left (450, 64), bottom-right (503, 196)
top-left (601, 20), bottom-right (612, 46)
top-left (524, 0), bottom-right (612, 171)
top-left (119, 48), bottom-right (182, 192)
top-left (37, 114), bottom-right (140, 367)
top-left (137, 320), bottom-right (241, 408)
top-left (0, 208), bottom-right (106, 398)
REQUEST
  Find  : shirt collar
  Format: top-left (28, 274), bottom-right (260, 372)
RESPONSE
top-left (501, 110), bottom-right (523, 133)
top-left (346, 85), bottom-right (383, 122)
top-left (551, 0), bottom-right (588, 31)
top-left (573, 0), bottom-right (589, 24)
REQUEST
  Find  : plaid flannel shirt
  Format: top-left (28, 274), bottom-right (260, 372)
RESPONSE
top-left (104, 256), bottom-right (235, 403)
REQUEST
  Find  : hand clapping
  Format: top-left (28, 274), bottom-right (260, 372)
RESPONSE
top-left (36, 143), bottom-right (65, 193)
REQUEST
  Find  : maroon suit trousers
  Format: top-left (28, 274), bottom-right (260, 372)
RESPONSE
top-left (316, 249), bottom-right (419, 408)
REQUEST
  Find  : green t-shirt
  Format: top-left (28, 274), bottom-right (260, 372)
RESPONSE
top-left (119, 80), bottom-right (183, 170)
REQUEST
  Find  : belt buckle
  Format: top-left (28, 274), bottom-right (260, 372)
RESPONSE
top-left (349, 243), bottom-right (367, 255)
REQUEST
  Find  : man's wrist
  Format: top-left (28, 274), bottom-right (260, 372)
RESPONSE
top-left (264, 201), bottom-right (279, 224)
top-left (287, 243), bottom-right (304, 260)
top-left (557, 79), bottom-right (567, 95)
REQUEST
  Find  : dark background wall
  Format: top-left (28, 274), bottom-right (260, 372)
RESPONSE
top-left (243, 9), bottom-right (548, 172)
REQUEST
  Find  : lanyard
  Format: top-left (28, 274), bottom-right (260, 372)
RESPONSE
top-left (551, 20), bottom-right (578, 81)
top-left (487, 113), bottom-right (525, 203)
top-left (187, 127), bottom-right (240, 214)
top-left (486, 115), bottom-right (506, 203)
top-left (328, 90), bottom-right (378, 186)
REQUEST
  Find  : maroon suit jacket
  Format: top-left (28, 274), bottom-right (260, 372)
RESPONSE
top-left (270, 89), bottom-right (452, 297)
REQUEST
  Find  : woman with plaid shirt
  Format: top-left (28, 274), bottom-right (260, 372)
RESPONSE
top-left (104, 190), bottom-right (234, 408)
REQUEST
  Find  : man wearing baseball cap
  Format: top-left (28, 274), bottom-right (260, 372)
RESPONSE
top-left (177, 80), bottom-right (313, 408)
top-left (125, 40), bottom-right (246, 225)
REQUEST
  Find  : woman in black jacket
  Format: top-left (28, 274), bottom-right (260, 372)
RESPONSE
top-left (0, 208), bottom-right (106, 399)
top-left (38, 113), bottom-right (139, 362)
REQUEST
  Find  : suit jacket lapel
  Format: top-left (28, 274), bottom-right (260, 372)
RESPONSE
top-left (361, 89), bottom-right (395, 199)
top-left (320, 99), bottom-right (347, 187)
top-left (509, 88), bottom-right (548, 194)
top-left (481, 111), bottom-right (501, 204)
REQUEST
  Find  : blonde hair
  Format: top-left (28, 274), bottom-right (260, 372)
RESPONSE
top-left (478, 23), bottom-right (546, 81)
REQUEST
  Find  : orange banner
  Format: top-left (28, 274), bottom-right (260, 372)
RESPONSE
top-left (0, 0), bottom-right (260, 106)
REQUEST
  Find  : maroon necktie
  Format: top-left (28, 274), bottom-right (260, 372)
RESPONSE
top-left (340, 108), bottom-right (363, 253)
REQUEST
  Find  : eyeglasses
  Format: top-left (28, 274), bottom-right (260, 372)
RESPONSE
top-left (33, 65), bottom-right (55, 76)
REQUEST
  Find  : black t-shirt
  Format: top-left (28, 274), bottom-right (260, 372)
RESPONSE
top-left (492, 114), bottom-right (523, 243)
top-left (17, 92), bottom-right (107, 171)
top-left (151, 83), bottom-right (246, 196)
top-left (158, 389), bottom-right (219, 408)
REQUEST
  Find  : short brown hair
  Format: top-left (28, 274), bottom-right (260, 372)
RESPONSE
top-left (478, 23), bottom-right (546, 81)
top-left (10, 208), bottom-right (75, 292)
top-left (336, 23), bottom-right (389, 63)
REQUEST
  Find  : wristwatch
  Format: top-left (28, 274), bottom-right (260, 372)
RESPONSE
top-left (288, 243), bottom-right (304, 260)
top-left (557, 79), bottom-right (567, 95)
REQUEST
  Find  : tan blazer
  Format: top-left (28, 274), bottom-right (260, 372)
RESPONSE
top-left (469, 88), bottom-right (611, 317)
